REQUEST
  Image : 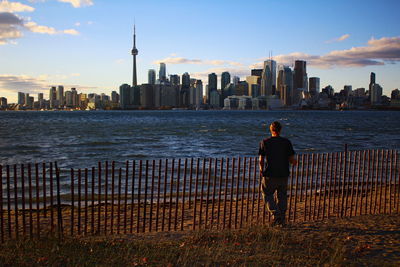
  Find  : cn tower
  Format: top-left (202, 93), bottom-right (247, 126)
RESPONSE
top-left (131, 24), bottom-right (138, 87)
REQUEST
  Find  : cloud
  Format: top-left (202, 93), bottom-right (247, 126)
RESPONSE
top-left (0, 12), bottom-right (24, 44)
top-left (254, 36), bottom-right (400, 69)
top-left (326, 33), bottom-right (350, 43)
top-left (154, 56), bottom-right (243, 67)
top-left (0, 12), bottom-right (80, 44)
top-left (62, 28), bottom-right (79, 35)
top-left (0, 1), bottom-right (35, 12)
top-left (58, 0), bottom-right (93, 8)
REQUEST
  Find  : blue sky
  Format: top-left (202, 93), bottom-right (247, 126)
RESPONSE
top-left (1, 0), bottom-right (399, 102)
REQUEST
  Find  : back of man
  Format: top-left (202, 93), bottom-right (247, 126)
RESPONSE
top-left (258, 121), bottom-right (296, 226)
top-left (260, 136), bottom-right (294, 178)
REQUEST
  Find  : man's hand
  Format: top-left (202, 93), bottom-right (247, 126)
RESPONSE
top-left (259, 155), bottom-right (265, 174)
top-left (289, 155), bottom-right (298, 165)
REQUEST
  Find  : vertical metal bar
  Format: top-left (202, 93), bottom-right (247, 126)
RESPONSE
top-left (317, 154), bottom-right (324, 220)
top-left (55, 163), bottom-right (63, 239)
top-left (124, 161), bottom-right (129, 234)
top-left (374, 150), bottom-right (380, 214)
top-left (150, 160), bottom-right (155, 232)
top-left (0, 165), bottom-right (3, 242)
top-left (49, 163), bottom-right (54, 233)
top-left (354, 151), bottom-right (362, 216)
top-left (331, 153), bottom-right (338, 217)
top-left (229, 158), bottom-right (235, 229)
top-left (322, 153), bottom-right (329, 219)
top-left (338, 152), bottom-right (345, 217)
top-left (174, 159), bottom-right (181, 231)
top-left (13, 165), bottom-right (19, 239)
top-left (84, 168), bottom-right (88, 236)
top-left (223, 158), bottom-right (229, 229)
top-left (246, 158), bottom-right (252, 224)
top-left (288, 161), bottom-right (295, 223)
top-left (192, 158), bottom-right (199, 230)
top-left (104, 161), bottom-right (108, 235)
top-left (97, 162), bottom-right (101, 234)
top-left (143, 160), bottom-right (149, 233)
top-left (21, 164), bottom-right (26, 237)
top-left (181, 159), bottom-right (188, 231)
top-left (396, 151), bottom-right (399, 213)
top-left (240, 158), bottom-right (246, 228)
top-left (251, 157), bottom-right (257, 223)
top-left (188, 158), bottom-right (194, 210)
top-left (111, 161), bottom-right (115, 235)
top-left (35, 164), bottom-right (40, 238)
top-left (205, 158), bottom-right (212, 229)
top-left (211, 158), bottom-right (218, 228)
top-left (198, 158), bottom-right (206, 229)
top-left (42, 163), bottom-right (47, 218)
top-left (162, 159), bottom-right (168, 231)
top-left (388, 150), bottom-right (394, 214)
top-left (28, 164), bottom-right (33, 238)
top-left (77, 169), bottom-right (82, 235)
top-left (137, 160), bottom-right (142, 233)
top-left (360, 150), bottom-right (367, 216)
top-left (313, 154), bottom-right (320, 221)
top-left (257, 157), bottom-right (262, 224)
top-left (348, 152), bottom-right (356, 217)
top-left (130, 161), bottom-right (136, 234)
top-left (91, 167), bottom-right (95, 234)
top-left (308, 154), bottom-right (315, 221)
top-left (293, 155), bottom-right (301, 222)
top-left (235, 157), bottom-right (241, 229)
top-left (368, 150), bottom-right (375, 214)
top-left (384, 150), bottom-right (390, 214)
top-left (327, 153), bottom-right (333, 218)
top-left (168, 159), bottom-right (175, 231)
top-left (304, 154), bottom-right (310, 221)
top-left (299, 154), bottom-right (306, 202)
top-left (117, 167), bottom-right (122, 234)
top-left (70, 168), bottom-right (74, 236)
top-left (6, 166), bottom-right (11, 239)
top-left (155, 160), bottom-right (161, 232)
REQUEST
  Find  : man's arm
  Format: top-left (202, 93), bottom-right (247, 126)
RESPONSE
top-left (289, 155), bottom-right (298, 165)
top-left (259, 155), bottom-right (265, 174)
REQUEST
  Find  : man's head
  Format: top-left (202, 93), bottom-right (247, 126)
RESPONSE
top-left (269, 121), bottom-right (282, 136)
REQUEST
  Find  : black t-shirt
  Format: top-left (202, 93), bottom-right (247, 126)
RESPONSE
top-left (258, 136), bottom-right (295, 178)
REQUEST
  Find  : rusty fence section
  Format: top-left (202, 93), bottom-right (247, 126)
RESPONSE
top-left (0, 149), bottom-right (399, 241)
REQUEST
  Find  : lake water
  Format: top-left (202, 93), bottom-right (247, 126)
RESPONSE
top-left (0, 110), bottom-right (399, 169)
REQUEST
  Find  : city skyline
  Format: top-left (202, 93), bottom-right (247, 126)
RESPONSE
top-left (1, 0), bottom-right (400, 102)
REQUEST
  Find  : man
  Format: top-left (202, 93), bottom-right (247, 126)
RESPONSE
top-left (258, 121), bottom-right (297, 226)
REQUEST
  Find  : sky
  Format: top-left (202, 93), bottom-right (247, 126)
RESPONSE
top-left (0, 0), bottom-right (399, 103)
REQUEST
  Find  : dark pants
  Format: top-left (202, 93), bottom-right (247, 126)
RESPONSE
top-left (261, 176), bottom-right (288, 222)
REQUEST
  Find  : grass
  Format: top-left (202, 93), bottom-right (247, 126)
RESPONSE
top-left (0, 214), bottom-right (399, 266)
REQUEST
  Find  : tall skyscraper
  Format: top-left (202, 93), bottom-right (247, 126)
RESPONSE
top-left (49, 86), bottom-right (56, 108)
top-left (18, 92), bottom-right (25, 105)
top-left (131, 25), bottom-right (138, 87)
top-left (57, 85), bottom-right (64, 107)
top-left (119, 83), bottom-right (132, 109)
top-left (261, 59), bottom-right (276, 96)
top-left (159, 63), bottom-right (166, 82)
top-left (208, 73), bottom-right (217, 104)
top-left (182, 72), bottom-right (190, 88)
top-left (309, 77), bottom-right (320, 97)
top-left (195, 80), bottom-right (203, 108)
top-left (293, 60), bottom-right (307, 104)
top-left (233, 76), bottom-right (240, 86)
top-left (221, 72), bottom-right (231, 91)
top-left (148, 69), bottom-right (156, 85)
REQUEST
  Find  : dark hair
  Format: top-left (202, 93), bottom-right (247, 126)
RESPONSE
top-left (269, 121), bottom-right (282, 133)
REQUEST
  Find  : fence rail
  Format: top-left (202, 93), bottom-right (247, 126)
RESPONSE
top-left (0, 149), bottom-right (399, 241)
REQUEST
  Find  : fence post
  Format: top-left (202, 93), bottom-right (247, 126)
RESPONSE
top-left (55, 163), bottom-right (63, 239)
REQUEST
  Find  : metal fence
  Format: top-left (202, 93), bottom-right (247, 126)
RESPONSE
top-left (0, 149), bottom-right (399, 241)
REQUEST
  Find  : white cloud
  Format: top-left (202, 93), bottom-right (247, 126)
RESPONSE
top-left (74, 21), bottom-right (80, 26)
top-left (58, 0), bottom-right (93, 8)
top-left (24, 21), bottom-right (57, 34)
top-left (154, 56), bottom-right (243, 67)
top-left (254, 36), bottom-right (400, 69)
top-left (0, 1), bottom-right (35, 12)
top-left (63, 28), bottom-right (79, 35)
top-left (326, 33), bottom-right (350, 43)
